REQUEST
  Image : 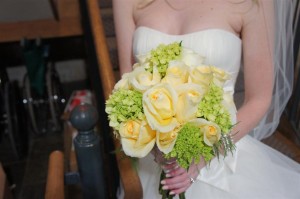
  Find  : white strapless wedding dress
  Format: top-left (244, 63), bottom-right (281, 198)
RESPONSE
top-left (118, 27), bottom-right (300, 199)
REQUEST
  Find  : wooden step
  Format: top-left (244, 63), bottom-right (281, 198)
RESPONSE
top-left (262, 130), bottom-right (300, 163)
top-left (100, 7), bottom-right (120, 79)
top-left (98, 0), bottom-right (112, 9)
top-left (101, 8), bottom-right (115, 37)
top-left (106, 36), bottom-right (119, 71)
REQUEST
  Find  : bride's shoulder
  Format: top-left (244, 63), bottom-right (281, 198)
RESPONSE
top-left (113, 0), bottom-right (141, 18)
top-left (229, 0), bottom-right (273, 27)
top-left (241, 0), bottom-right (273, 22)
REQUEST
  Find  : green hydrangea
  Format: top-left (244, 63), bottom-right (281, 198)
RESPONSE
top-left (197, 84), bottom-right (232, 133)
top-left (105, 89), bottom-right (144, 130)
top-left (165, 123), bottom-right (214, 169)
top-left (146, 42), bottom-right (182, 77)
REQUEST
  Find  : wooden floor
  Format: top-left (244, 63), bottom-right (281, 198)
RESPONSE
top-left (262, 114), bottom-right (300, 163)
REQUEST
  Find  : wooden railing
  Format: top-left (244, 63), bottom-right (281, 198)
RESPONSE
top-left (0, 0), bottom-right (82, 43)
top-left (45, 151), bottom-right (65, 199)
top-left (84, 0), bottom-right (143, 198)
top-left (45, 0), bottom-right (143, 198)
top-left (0, 163), bottom-right (14, 199)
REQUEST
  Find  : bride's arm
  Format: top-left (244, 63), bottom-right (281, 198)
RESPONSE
top-left (232, 0), bottom-right (274, 142)
top-left (112, 0), bottom-right (136, 75)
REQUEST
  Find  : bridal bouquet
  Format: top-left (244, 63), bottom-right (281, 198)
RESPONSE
top-left (105, 42), bottom-right (236, 199)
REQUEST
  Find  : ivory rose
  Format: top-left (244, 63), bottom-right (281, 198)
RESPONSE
top-left (190, 118), bottom-right (221, 146)
top-left (188, 65), bottom-right (213, 89)
top-left (211, 66), bottom-right (230, 87)
top-left (113, 72), bottom-right (131, 90)
top-left (203, 123), bottom-right (221, 146)
top-left (143, 83), bottom-right (179, 133)
top-left (161, 60), bottom-right (189, 86)
top-left (136, 52), bottom-right (151, 64)
top-left (156, 127), bottom-right (180, 154)
top-left (130, 66), bottom-right (161, 92)
top-left (119, 120), bottom-right (156, 158)
top-left (175, 83), bottom-right (205, 123)
top-left (181, 48), bottom-right (205, 67)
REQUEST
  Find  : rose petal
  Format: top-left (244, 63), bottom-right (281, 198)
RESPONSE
top-left (114, 73), bottom-right (131, 90)
top-left (156, 128), bottom-right (180, 154)
top-left (181, 48), bottom-right (205, 67)
top-left (189, 118), bottom-right (221, 146)
top-left (188, 65), bottom-right (213, 89)
top-left (130, 66), bottom-right (161, 92)
top-left (143, 83), bottom-right (179, 132)
top-left (119, 120), bottom-right (156, 158)
top-left (161, 61), bottom-right (189, 86)
top-left (175, 83), bottom-right (205, 123)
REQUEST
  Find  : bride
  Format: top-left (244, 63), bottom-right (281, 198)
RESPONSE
top-left (112, 0), bottom-right (300, 198)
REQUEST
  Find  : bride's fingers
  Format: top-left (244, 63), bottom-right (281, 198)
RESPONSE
top-left (169, 183), bottom-right (191, 195)
top-left (162, 174), bottom-right (193, 195)
top-left (162, 162), bottom-right (179, 173)
top-left (165, 163), bottom-right (198, 179)
top-left (162, 175), bottom-right (190, 190)
top-left (164, 166), bottom-right (185, 178)
top-left (162, 168), bottom-right (188, 185)
top-left (161, 164), bottom-right (200, 193)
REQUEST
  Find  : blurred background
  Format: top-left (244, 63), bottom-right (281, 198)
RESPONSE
top-left (0, 0), bottom-right (299, 199)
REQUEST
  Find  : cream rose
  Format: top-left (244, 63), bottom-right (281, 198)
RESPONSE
top-left (161, 60), bottom-right (188, 86)
top-left (114, 72), bottom-right (132, 91)
top-left (156, 127), bottom-right (180, 154)
top-left (119, 120), bottom-right (156, 158)
top-left (188, 65), bottom-right (213, 89)
top-left (189, 118), bottom-right (221, 146)
top-left (175, 83), bottom-right (204, 123)
top-left (181, 48), bottom-right (205, 67)
top-left (211, 66), bottom-right (230, 87)
top-left (203, 123), bottom-right (221, 146)
top-left (130, 66), bottom-right (161, 92)
top-left (136, 52), bottom-right (151, 64)
top-left (143, 83), bottom-right (179, 133)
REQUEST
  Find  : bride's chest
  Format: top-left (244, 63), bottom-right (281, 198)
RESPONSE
top-left (134, 0), bottom-right (243, 36)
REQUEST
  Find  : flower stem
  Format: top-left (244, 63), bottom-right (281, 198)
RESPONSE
top-left (179, 193), bottom-right (186, 199)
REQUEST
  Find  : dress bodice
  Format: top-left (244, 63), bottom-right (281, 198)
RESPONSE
top-left (133, 27), bottom-right (242, 91)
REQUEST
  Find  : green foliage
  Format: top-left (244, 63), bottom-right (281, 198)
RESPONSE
top-left (165, 123), bottom-right (214, 169)
top-left (146, 42), bottom-right (182, 77)
top-left (105, 89), bottom-right (144, 130)
top-left (197, 84), bottom-right (232, 133)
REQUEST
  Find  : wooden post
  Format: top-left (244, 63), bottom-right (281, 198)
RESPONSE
top-left (70, 103), bottom-right (106, 199)
top-left (78, 0), bottom-right (143, 198)
top-left (0, 163), bottom-right (13, 199)
top-left (45, 151), bottom-right (65, 199)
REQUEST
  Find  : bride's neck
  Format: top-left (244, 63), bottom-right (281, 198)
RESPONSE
top-left (164, 0), bottom-right (192, 11)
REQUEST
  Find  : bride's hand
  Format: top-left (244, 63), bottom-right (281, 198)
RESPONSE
top-left (160, 158), bottom-right (205, 195)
